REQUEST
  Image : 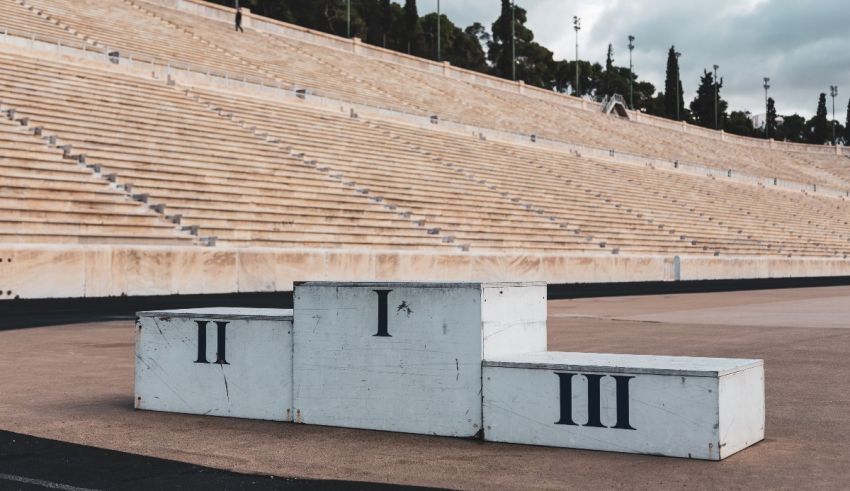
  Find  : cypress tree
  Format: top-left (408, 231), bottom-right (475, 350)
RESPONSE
top-left (809, 93), bottom-right (830, 144)
top-left (663, 46), bottom-right (684, 120)
top-left (689, 69), bottom-right (726, 129)
top-left (489, 0), bottom-right (517, 79)
top-left (766, 97), bottom-right (777, 139)
top-left (402, 0), bottom-right (424, 55)
top-left (604, 43), bottom-right (613, 95)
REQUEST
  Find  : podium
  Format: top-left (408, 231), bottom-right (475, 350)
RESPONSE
top-left (134, 282), bottom-right (765, 459)
top-left (483, 352), bottom-right (764, 460)
top-left (135, 308), bottom-right (293, 421)
top-left (292, 282), bottom-right (547, 436)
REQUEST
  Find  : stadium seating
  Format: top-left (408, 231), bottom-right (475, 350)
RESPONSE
top-left (0, 0), bottom-right (86, 47)
top-left (0, 51), bottom-right (448, 249)
top-left (188, 85), bottom-right (849, 257)
top-left (125, 0), bottom-right (850, 189)
top-left (0, 0), bottom-right (848, 259)
top-left (0, 111), bottom-right (192, 245)
top-left (17, 0), bottom-right (264, 78)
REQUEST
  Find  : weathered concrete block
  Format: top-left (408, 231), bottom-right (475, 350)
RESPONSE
top-left (483, 352), bottom-right (764, 460)
top-left (293, 281), bottom-right (547, 436)
top-left (135, 308), bottom-right (293, 421)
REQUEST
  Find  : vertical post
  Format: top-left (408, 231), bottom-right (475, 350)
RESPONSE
top-left (347, 0), bottom-right (351, 38)
top-left (437, 0), bottom-right (441, 62)
top-left (629, 35), bottom-right (635, 110)
top-left (511, 0), bottom-right (516, 81)
top-left (830, 86), bottom-right (838, 145)
top-left (573, 16), bottom-right (581, 97)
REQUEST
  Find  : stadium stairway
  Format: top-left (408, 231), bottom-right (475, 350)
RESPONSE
top-left (0, 104), bottom-right (194, 245)
top-left (0, 51), bottom-right (456, 250)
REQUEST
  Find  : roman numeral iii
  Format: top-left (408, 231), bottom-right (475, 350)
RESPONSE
top-left (555, 372), bottom-right (636, 430)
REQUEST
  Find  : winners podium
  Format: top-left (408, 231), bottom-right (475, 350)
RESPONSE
top-left (135, 282), bottom-right (764, 460)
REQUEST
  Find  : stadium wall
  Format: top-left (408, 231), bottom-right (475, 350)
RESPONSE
top-left (3, 245), bottom-right (850, 300)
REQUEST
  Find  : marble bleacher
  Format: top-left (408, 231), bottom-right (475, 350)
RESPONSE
top-left (0, 0), bottom-right (848, 258)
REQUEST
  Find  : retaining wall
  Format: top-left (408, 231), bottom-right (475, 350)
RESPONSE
top-left (3, 245), bottom-right (850, 300)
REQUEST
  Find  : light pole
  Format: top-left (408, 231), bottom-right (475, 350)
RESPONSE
top-left (573, 16), bottom-right (581, 96)
top-left (713, 64), bottom-right (719, 130)
top-left (628, 35), bottom-right (635, 109)
top-left (675, 51), bottom-right (681, 121)
top-left (511, 1), bottom-right (516, 81)
top-left (830, 85), bottom-right (838, 145)
top-left (763, 77), bottom-right (771, 139)
top-left (436, 0), bottom-right (441, 61)
top-left (347, 0), bottom-right (350, 38)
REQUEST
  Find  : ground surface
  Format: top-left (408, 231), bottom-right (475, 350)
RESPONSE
top-left (1, 286), bottom-right (849, 490)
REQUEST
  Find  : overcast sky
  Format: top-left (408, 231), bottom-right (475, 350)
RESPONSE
top-left (415, 0), bottom-right (850, 118)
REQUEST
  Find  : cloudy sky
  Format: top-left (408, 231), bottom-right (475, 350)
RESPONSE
top-left (416, 0), bottom-right (850, 118)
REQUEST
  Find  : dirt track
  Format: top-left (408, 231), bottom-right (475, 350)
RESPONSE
top-left (2, 286), bottom-right (850, 490)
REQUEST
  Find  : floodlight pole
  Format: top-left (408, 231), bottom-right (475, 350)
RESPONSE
top-left (511, 1), bottom-right (516, 81)
top-left (628, 35), bottom-right (635, 109)
top-left (831, 85), bottom-right (838, 145)
top-left (763, 77), bottom-right (771, 139)
top-left (573, 16), bottom-right (581, 96)
top-left (713, 64), bottom-right (719, 130)
top-left (675, 51), bottom-right (681, 121)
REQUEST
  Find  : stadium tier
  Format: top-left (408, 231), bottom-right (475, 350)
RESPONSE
top-left (2, 0), bottom-right (850, 300)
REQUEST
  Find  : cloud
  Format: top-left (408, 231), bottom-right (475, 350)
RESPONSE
top-left (411, 0), bottom-right (850, 118)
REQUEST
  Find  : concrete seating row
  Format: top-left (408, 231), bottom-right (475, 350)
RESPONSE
top-left (20, 0), bottom-right (261, 79)
top-left (189, 87), bottom-right (610, 253)
top-left (129, 0), bottom-right (850, 190)
top-left (14, 0), bottom-right (848, 191)
top-left (363, 113), bottom-right (850, 257)
top-left (0, 0), bottom-right (85, 47)
top-left (1, 45), bottom-right (846, 256)
top-left (0, 51), bottom-right (449, 249)
top-left (0, 114), bottom-right (192, 245)
top-left (136, 282), bottom-right (765, 460)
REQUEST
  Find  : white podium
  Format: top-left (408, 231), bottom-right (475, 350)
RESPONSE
top-left (292, 282), bottom-right (547, 436)
top-left (483, 352), bottom-right (765, 460)
top-left (131, 282), bottom-right (767, 461)
top-left (135, 308), bottom-right (293, 421)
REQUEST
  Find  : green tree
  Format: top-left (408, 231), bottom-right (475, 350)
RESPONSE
top-left (663, 46), bottom-right (684, 120)
top-left (765, 97), bottom-right (777, 139)
top-left (401, 0), bottom-right (425, 55)
top-left (604, 43), bottom-right (614, 95)
top-left (419, 14), bottom-right (486, 71)
top-left (689, 69), bottom-right (727, 129)
top-left (488, 1), bottom-right (554, 87)
top-left (776, 114), bottom-right (806, 143)
top-left (807, 93), bottom-right (830, 144)
top-left (725, 111), bottom-right (755, 137)
top-left (358, 0), bottom-right (393, 47)
top-left (553, 60), bottom-right (587, 95)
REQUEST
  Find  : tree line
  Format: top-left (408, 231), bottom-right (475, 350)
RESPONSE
top-left (215, 0), bottom-right (850, 145)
